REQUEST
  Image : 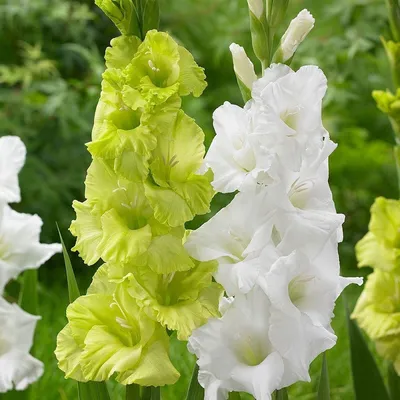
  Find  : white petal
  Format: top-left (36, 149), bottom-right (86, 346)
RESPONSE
top-left (0, 136), bottom-right (26, 204)
top-left (0, 351), bottom-right (43, 392)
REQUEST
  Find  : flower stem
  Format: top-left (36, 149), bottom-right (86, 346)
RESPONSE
top-left (126, 384), bottom-right (141, 400)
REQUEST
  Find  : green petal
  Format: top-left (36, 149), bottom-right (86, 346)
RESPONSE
top-left (116, 326), bottom-right (180, 386)
top-left (170, 175), bottom-right (213, 217)
top-left (87, 263), bottom-right (116, 295)
top-left (97, 208), bottom-right (152, 263)
top-left (352, 270), bottom-right (400, 339)
top-left (55, 323), bottom-right (86, 381)
top-left (151, 110), bottom-right (205, 183)
top-left (105, 36), bottom-right (142, 70)
top-left (356, 232), bottom-right (400, 272)
top-left (177, 46), bottom-right (207, 97)
top-left (144, 182), bottom-right (193, 227)
top-left (145, 234), bottom-right (195, 274)
top-left (376, 335), bottom-right (400, 375)
top-left (127, 261), bottom-right (222, 340)
top-left (81, 325), bottom-right (143, 381)
top-left (370, 197), bottom-right (400, 248)
top-left (70, 200), bottom-right (103, 266)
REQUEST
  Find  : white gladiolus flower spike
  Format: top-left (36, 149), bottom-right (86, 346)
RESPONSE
top-left (279, 9), bottom-right (315, 62)
top-left (0, 297), bottom-right (44, 392)
top-left (0, 136), bottom-right (26, 204)
top-left (0, 205), bottom-right (62, 293)
top-left (229, 43), bottom-right (257, 90)
top-left (247, 0), bottom-right (264, 19)
top-left (188, 287), bottom-right (284, 400)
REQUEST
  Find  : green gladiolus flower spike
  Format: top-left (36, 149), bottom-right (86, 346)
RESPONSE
top-left (356, 197), bottom-right (400, 272)
top-left (62, 3), bottom-right (219, 388)
top-left (56, 265), bottom-right (180, 386)
top-left (352, 269), bottom-right (400, 374)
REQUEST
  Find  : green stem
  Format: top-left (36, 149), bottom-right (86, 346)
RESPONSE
top-left (388, 362), bottom-right (400, 399)
top-left (151, 387), bottom-right (160, 400)
top-left (126, 384), bottom-right (141, 400)
top-left (386, 0), bottom-right (400, 41)
top-left (141, 387), bottom-right (152, 400)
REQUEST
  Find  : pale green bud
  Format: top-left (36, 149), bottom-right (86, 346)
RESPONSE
top-left (274, 9), bottom-right (315, 64)
top-left (229, 43), bottom-right (257, 102)
top-left (247, 0), bottom-right (264, 19)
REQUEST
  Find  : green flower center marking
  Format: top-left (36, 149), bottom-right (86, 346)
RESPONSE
top-left (234, 333), bottom-right (268, 366)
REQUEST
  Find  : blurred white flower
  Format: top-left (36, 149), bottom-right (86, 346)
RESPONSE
top-left (0, 297), bottom-right (43, 392)
top-left (0, 205), bottom-right (62, 293)
top-left (0, 136), bottom-right (26, 204)
top-left (278, 9), bottom-right (315, 62)
top-left (229, 43), bottom-right (257, 90)
top-left (188, 287), bottom-right (284, 400)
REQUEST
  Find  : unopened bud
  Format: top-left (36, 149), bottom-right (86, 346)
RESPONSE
top-left (247, 0), bottom-right (264, 20)
top-left (230, 43), bottom-right (257, 92)
top-left (276, 9), bottom-right (315, 63)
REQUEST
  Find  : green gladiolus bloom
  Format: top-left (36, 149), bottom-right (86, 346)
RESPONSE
top-left (352, 269), bottom-right (400, 374)
top-left (108, 259), bottom-right (223, 340)
top-left (356, 197), bottom-right (400, 272)
top-left (56, 266), bottom-right (180, 385)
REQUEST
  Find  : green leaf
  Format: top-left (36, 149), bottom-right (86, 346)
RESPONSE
top-left (19, 269), bottom-right (38, 316)
top-left (317, 353), bottom-right (330, 400)
top-left (346, 303), bottom-right (390, 400)
top-left (228, 393), bottom-right (241, 400)
top-left (185, 364), bottom-right (204, 400)
top-left (276, 388), bottom-right (289, 400)
top-left (57, 223), bottom-right (80, 302)
top-left (388, 362), bottom-right (400, 400)
top-left (78, 382), bottom-right (111, 400)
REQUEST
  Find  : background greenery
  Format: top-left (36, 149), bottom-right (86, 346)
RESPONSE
top-left (0, 0), bottom-right (396, 399)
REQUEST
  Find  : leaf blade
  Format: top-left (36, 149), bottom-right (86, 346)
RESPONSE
top-left (346, 303), bottom-right (390, 400)
top-left (185, 364), bottom-right (204, 400)
top-left (317, 353), bottom-right (330, 400)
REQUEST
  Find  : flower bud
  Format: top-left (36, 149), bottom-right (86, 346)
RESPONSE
top-left (95, 0), bottom-right (141, 37)
top-left (274, 9), bottom-right (315, 63)
top-left (229, 43), bottom-right (257, 101)
top-left (247, 0), bottom-right (264, 20)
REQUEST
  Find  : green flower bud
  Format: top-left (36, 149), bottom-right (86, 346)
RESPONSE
top-left (95, 0), bottom-right (141, 37)
top-left (373, 88), bottom-right (400, 140)
top-left (382, 38), bottom-right (400, 89)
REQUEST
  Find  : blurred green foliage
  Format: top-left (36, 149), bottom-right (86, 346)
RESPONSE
top-left (0, 0), bottom-right (397, 399)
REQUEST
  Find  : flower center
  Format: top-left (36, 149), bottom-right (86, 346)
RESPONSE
top-left (280, 108), bottom-right (299, 131)
top-left (288, 178), bottom-right (314, 209)
top-left (288, 275), bottom-right (314, 309)
top-left (233, 333), bottom-right (269, 366)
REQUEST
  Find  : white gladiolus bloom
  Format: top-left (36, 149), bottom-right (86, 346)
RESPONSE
top-left (205, 64), bottom-right (327, 193)
top-left (0, 136), bottom-right (26, 204)
top-left (229, 43), bottom-right (257, 90)
top-left (247, 0), bottom-right (264, 19)
top-left (188, 287), bottom-right (285, 400)
top-left (279, 9), bottom-right (315, 62)
top-left (0, 297), bottom-right (43, 392)
top-left (258, 252), bottom-right (361, 386)
top-left (0, 205), bottom-right (62, 293)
